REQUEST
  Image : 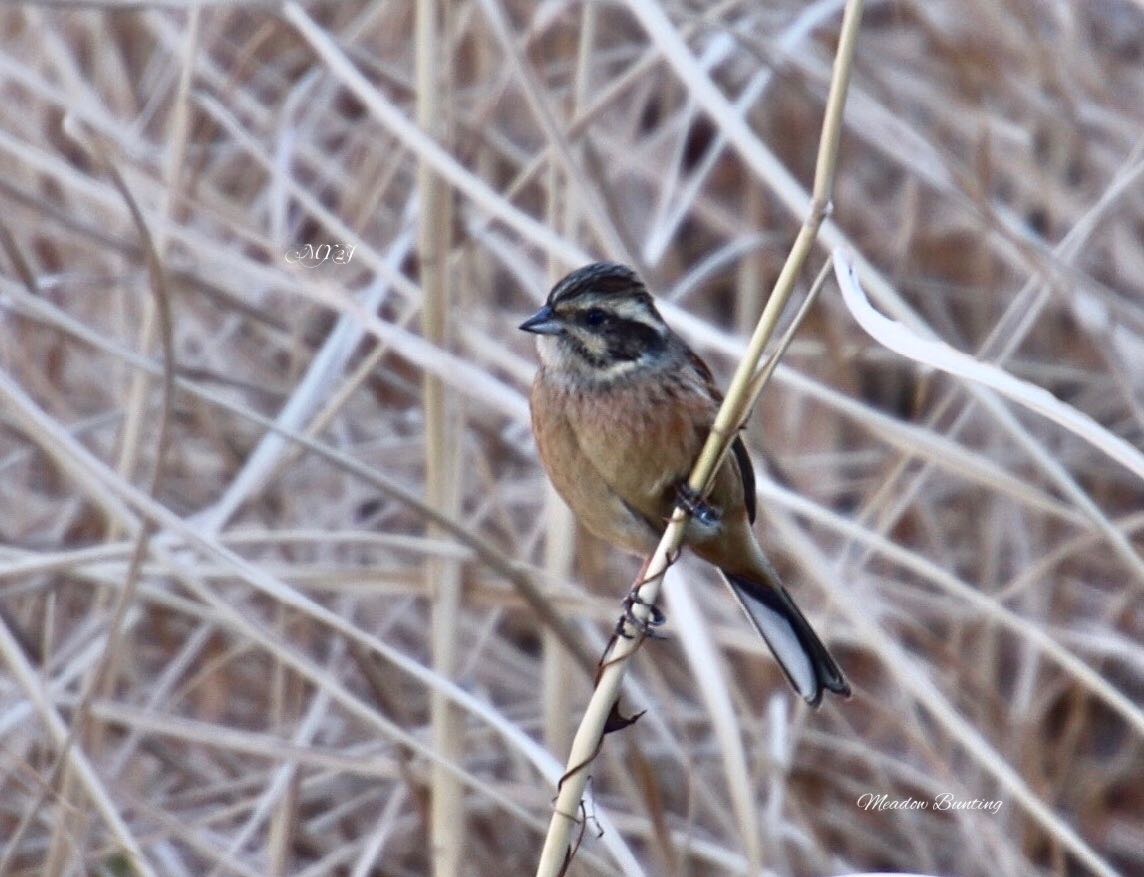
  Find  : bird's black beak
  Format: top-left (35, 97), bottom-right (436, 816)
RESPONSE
top-left (518, 305), bottom-right (564, 336)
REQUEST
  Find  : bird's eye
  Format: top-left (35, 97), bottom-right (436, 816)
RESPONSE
top-left (584, 307), bottom-right (608, 327)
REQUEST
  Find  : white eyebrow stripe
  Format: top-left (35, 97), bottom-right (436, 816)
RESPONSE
top-left (607, 298), bottom-right (651, 321)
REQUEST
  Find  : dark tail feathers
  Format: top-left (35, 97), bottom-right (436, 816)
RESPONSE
top-left (723, 571), bottom-right (850, 706)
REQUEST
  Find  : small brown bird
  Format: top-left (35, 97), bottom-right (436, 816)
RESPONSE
top-left (520, 262), bottom-right (850, 706)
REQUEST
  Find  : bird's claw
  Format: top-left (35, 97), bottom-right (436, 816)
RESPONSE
top-left (616, 589), bottom-right (668, 640)
top-left (675, 482), bottom-right (720, 527)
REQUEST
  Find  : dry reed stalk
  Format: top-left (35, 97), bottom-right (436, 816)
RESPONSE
top-left (535, 1), bottom-right (866, 872)
top-left (417, 2), bottom-right (466, 875)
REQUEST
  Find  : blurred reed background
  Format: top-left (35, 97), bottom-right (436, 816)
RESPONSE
top-left (0, 1), bottom-right (1141, 876)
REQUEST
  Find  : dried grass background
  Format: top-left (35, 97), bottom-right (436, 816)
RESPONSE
top-left (1, 1), bottom-right (1142, 876)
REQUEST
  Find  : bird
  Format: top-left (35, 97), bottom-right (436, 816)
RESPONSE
top-left (520, 261), bottom-right (850, 706)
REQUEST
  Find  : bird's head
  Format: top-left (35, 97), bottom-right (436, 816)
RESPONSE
top-left (519, 262), bottom-right (671, 381)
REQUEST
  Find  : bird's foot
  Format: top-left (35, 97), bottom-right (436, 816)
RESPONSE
top-left (616, 588), bottom-right (667, 640)
top-left (675, 482), bottom-right (720, 527)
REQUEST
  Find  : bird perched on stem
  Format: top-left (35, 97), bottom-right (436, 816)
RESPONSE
top-left (520, 261), bottom-right (849, 706)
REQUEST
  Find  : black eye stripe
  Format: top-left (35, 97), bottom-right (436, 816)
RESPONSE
top-left (601, 318), bottom-right (665, 361)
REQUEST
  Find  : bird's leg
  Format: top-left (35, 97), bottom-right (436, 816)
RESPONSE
top-left (675, 482), bottom-right (720, 527)
top-left (617, 556), bottom-right (668, 640)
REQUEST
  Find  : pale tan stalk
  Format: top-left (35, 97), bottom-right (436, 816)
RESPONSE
top-left (418, 1), bottom-right (464, 875)
top-left (534, 2), bottom-right (865, 872)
